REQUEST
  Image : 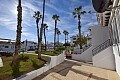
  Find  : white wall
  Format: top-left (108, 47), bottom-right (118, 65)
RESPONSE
top-left (112, 45), bottom-right (120, 76)
top-left (93, 46), bottom-right (115, 70)
top-left (14, 52), bottom-right (65, 80)
top-left (0, 57), bottom-right (3, 67)
top-left (90, 25), bottom-right (110, 48)
top-left (72, 47), bottom-right (93, 62)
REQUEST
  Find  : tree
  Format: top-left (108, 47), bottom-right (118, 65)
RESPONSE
top-left (43, 23), bottom-right (48, 51)
top-left (63, 30), bottom-right (69, 45)
top-left (12, 0), bottom-right (22, 65)
top-left (38, 0), bottom-right (46, 60)
top-left (56, 28), bottom-right (61, 46)
top-left (74, 35), bottom-right (87, 46)
top-left (52, 14), bottom-right (60, 50)
top-left (33, 11), bottom-right (42, 54)
top-left (73, 6), bottom-right (86, 49)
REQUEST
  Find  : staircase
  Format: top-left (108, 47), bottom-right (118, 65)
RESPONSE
top-left (92, 39), bottom-right (113, 56)
top-left (82, 43), bottom-right (92, 53)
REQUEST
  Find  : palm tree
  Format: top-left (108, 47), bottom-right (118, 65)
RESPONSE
top-left (33, 11), bottom-right (42, 54)
top-left (12, 0), bottom-right (22, 65)
top-left (73, 6), bottom-right (86, 49)
top-left (63, 30), bottom-right (69, 44)
top-left (52, 14), bottom-right (60, 50)
top-left (43, 23), bottom-right (48, 51)
top-left (56, 28), bottom-right (61, 46)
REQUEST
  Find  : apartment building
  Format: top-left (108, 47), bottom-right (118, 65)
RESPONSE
top-left (92, 0), bottom-right (120, 76)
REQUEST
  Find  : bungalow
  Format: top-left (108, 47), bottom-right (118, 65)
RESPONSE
top-left (0, 38), bottom-right (15, 53)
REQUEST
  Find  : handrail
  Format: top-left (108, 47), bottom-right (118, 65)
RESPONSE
top-left (92, 39), bottom-right (112, 56)
top-left (73, 43), bottom-right (92, 54)
top-left (82, 43), bottom-right (92, 53)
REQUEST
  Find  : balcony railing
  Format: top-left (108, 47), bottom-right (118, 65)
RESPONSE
top-left (92, 39), bottom-right (113, 56)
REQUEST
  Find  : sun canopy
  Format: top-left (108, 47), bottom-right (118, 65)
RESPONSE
top-left (92, 0), bottom-right (111, 13)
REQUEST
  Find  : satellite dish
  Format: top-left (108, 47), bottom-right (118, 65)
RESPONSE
top-left (92, 0), bottom-right (111, 13)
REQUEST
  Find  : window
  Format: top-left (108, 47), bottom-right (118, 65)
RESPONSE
top-left (5, 46), bottom-right (9, 48)
top-left (73, 41), bottom-right (75, 43)
top-left (73, 38), bottom-right (76, 40)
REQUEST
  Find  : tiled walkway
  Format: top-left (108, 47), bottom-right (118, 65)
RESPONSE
top-left (33, 59), bottom-right (120, 80)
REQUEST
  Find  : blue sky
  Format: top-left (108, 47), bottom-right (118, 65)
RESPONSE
top-left (0, 0), bottom-right (97, 43)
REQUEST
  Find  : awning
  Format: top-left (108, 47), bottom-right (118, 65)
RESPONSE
top-left (92, 0), bottom-right (111, 13)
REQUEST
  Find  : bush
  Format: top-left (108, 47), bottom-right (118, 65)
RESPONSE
top-left (19, 54), bottom-right (29, 62)
top-left (56, 46), bottom-right (65, 51)
top-left (6, 52), bottom-right (13, 57)
top-left (31, 59), bottom-right (41, 69)
top-left (35, 50), bottom-right (38, 54)
top-left (12, 61), bottom-right (20, 78)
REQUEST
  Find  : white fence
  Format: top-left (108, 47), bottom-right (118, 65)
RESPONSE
top-left (14, 52), bottom-right (65, 80)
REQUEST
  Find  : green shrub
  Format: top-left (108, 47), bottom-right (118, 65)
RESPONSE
top-left (31, 59), bottom-right (40, 69)
top-left (35, 50), bottom-right (38, 54)
top-left (19, 54), bottom-right (29, 61)
top-left (6, 52), bottom-right (13, 57)
top-left (12, 61), bottom-right (20, 78)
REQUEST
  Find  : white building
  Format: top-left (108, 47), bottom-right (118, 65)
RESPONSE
top-left (22, 40), bottom-right (38, 51)
top-left (72, 25), bottom-right (110, 62)
top-left (91, 0), bottom-right (120, 76)
top-left (70, 34), bottom-right (79, 45)
top-left (0, 38), bottom-right (15, 53)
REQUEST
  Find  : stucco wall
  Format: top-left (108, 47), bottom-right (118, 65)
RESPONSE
top-left (14, 52), bottom-right (65, 80)
top-left (72, 47), bottom-right (93, 62)
top-left (93, 46), bottom-right (115, 70)
top-left (0, 57), bottom-right (3, 67)
top-left (90, 25), bottom-right (110, 48)
top-left (112, 45), bottom-right (120, 76)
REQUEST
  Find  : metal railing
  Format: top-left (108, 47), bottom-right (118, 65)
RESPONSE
top-left (92, 39), bottom-right (113, 56)
top-left (82, 43), bottom-right (92, 53)
top-left (73, 43), bottom-right (92, 54)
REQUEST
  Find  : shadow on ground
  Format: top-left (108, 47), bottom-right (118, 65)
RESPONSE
top-left (33, 60), bottom-right (109, 80)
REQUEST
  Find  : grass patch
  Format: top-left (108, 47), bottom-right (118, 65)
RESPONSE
top-left (0, 54), bottom-right (48, 80)
top-left (42, 51), bottom-right (59, 56)
top-left (41, 46), bottom-right (65, 56)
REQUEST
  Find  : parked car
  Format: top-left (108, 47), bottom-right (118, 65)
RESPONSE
top-left (65, 51), bottom-right (72, 59)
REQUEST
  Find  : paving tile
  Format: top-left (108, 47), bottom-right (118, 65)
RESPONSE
top-left (33, 60), bottom-right (120, 80)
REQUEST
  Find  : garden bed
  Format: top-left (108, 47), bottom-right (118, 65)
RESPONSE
top-left (0, 54), bottom-right (48, 80)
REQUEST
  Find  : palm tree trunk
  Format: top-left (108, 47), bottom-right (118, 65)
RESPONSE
top-left (54, 20), bottom-right (57, 50)
top-left (64, 34), bottom-right (66, 47)
top-left (78, 15), bottom-right (82, 49)
top-left (36, 22), bottom-right (40, 52)
top-left (44, 28), bottom-right (47, 51)
top-left (12, 0), bottom-right (22, 65)
top-left (65, 35), bottom-right (66, 44)
top-left (38, 0), bottom-right (45, 60)
top-left (58, 34), bottom-right (59, 46)
top-left (67, 34), bottom-right (68, 43)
